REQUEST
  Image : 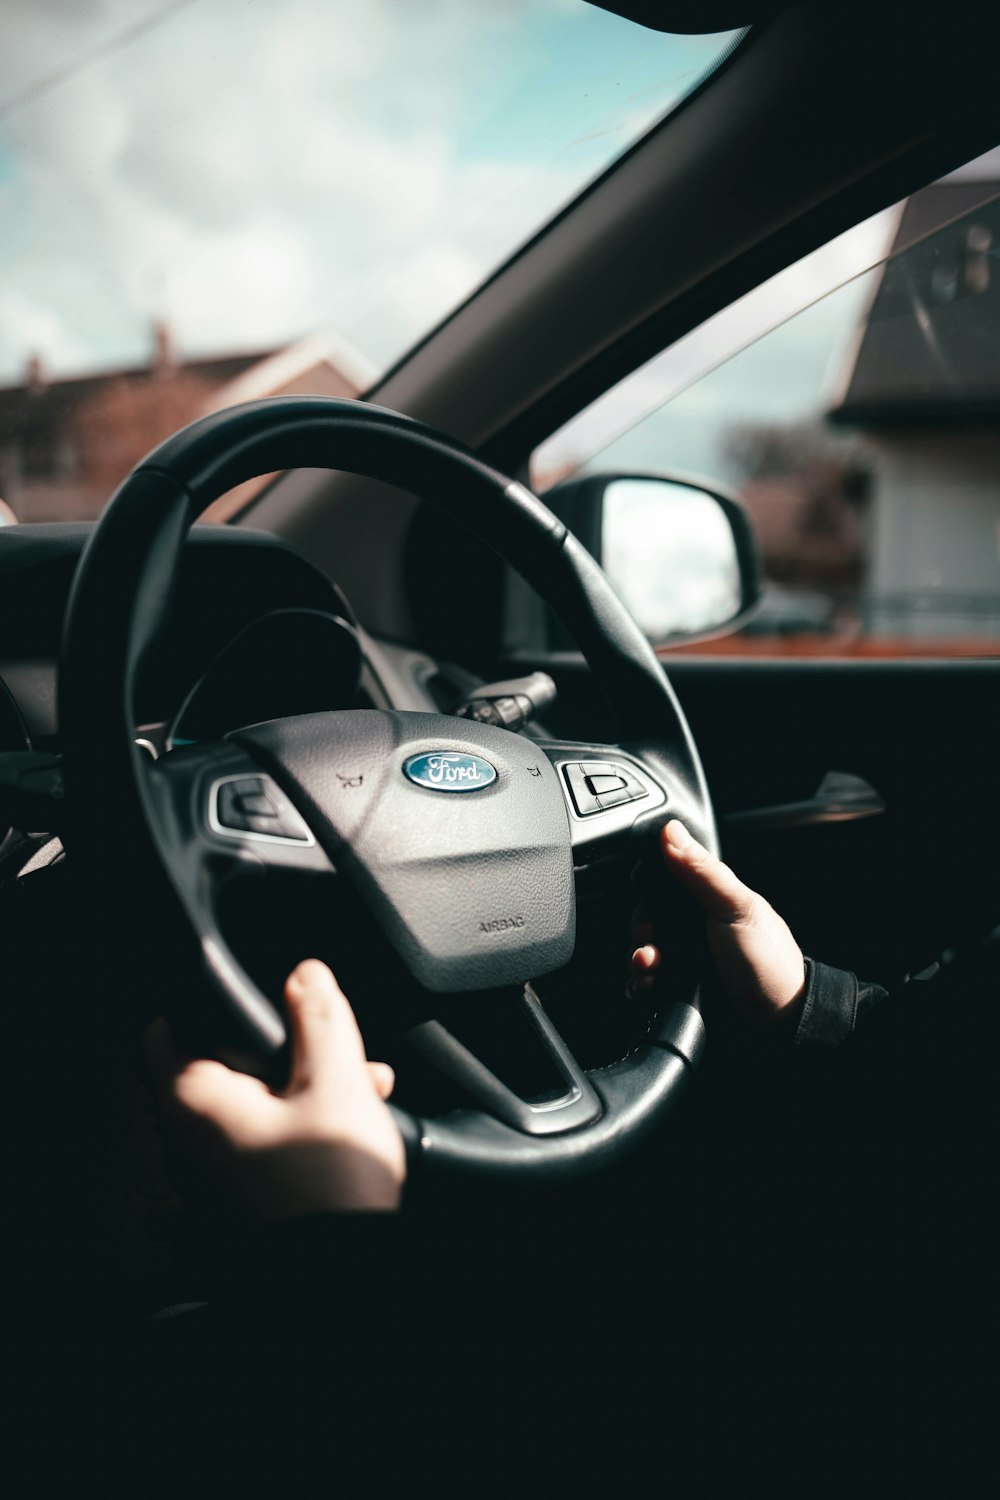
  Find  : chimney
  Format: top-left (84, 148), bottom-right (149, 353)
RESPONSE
top-left (25, 352), bottom-right (46, 394)
top-left (151, 318), bottom-right (177, 378)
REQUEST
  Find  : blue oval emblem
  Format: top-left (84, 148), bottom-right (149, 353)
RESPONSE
top-left (403, 751), bottom-right (497, 793)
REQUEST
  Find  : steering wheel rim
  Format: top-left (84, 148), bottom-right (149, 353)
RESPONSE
top-left (59, 395), bottom-right (716, 1181)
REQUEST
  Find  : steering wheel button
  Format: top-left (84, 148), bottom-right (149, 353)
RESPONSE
top-left (245, 813), bottom-right (282, 835)
top-left (211, 775), bottom-right (315, 844)
top-left (216, 782), bottom-right (241, 819)
top-left (235, 792), bottom-right (277, 816)
top-left (232, 777), bottom-right (264, 796)
top-left (585, 772), bottom-right (628, 797)
top-left (562, 762), bottom-right (603, 816)
top-left (597, 784), bottom-right (648, 811)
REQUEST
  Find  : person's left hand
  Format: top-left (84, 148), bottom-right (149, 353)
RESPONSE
top-left (144, 959), bottom-right (406, 1219)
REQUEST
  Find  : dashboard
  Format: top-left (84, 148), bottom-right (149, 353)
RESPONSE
top-left (0, 523), bottom-right (467, 755)
top-left (0, 523), bottom-right (494, 872)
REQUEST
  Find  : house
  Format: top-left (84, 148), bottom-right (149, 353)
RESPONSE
top-left (0, 322), bottom-right (371, 523)
top-left (827, 183), bottom-right (1000, 639)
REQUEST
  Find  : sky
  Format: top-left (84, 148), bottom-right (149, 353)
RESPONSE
top-left (0, 0), bottom-right (739, 386)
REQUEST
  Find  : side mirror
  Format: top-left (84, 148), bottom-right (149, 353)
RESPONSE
top-left (545, 472), bottom-right (762, 644)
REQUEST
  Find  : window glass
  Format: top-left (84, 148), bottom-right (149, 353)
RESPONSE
top-left (533, 151), bottom-right (1000, 657)
top-left (0, 1), bottom-right (742, 523)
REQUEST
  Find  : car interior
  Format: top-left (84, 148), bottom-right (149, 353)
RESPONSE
top-left (1, 0), bottom-right (999, 1473)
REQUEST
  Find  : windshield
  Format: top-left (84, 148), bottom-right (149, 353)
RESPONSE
top-left (0, 1), bottom-right (742, 521)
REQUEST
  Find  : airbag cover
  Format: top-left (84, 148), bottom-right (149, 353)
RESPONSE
top-left (232, 710), bottom-right (576, 991)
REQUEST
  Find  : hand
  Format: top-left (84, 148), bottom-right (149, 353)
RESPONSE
top-left (144, 959), bottom-right (406, 1218)
top-left (630, 820), bottom-right (806, 1026)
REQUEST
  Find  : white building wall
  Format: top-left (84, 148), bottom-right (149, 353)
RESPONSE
top-left (866, 429), bottom-right (1000, 637)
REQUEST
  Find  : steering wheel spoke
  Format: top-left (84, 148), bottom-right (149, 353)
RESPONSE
top-left (539, 739), bottom-right (668, 862)
top-left (146, 739), bottom-right (333, 878)
top-left (131, 739), bottom-right (337, 1079)
top-left (406, 983), bottom-right (601, 1137)
top-left (540, 736), bottom-right (719, 867)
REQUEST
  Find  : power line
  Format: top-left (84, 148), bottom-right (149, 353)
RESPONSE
top-left (0, 0), bottom-right (203, 124)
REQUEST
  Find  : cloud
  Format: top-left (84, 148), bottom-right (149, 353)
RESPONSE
top-left (0, 287), bottom-right (89, 370)
top-left (0, 0), bottom-right (734, 383)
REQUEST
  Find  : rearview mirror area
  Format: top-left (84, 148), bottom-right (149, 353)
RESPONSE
top-left (545, 472), bottom-right (762, 645)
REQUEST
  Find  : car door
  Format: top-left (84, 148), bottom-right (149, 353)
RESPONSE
top-left (520, 154), bottom-right (1000, 991)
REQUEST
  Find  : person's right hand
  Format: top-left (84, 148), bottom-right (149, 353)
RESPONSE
top-left (630, 820), bottom-right (807, 1027)
top-left (144, 959), bottom-right (406, 1219)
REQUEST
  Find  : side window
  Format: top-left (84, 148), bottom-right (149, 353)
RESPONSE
top-left (532, 153), bottom-right (1000, 657)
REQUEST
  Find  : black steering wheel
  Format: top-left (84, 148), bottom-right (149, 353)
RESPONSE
top-left (59, 397), bottom-right (715, 1181)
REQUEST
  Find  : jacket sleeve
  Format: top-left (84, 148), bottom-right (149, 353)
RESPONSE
top-left (792, 958), bottom-right (887, 1054)
top-left (794, 920), bottom-right (1000, 1060)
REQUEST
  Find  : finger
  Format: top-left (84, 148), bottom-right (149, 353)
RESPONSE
top-left (660, 821), bottom-right (756, 925)
top-left (627, 942), bottom-right (660, 995)
top-left (367, 1061), bottom-right (396, 1101)
top-left (630, 943), bottom-right (661, 976)
top-left (170, 1056), bottom-right (273, 1132)
top-left (284, 958), bottom-right (369, 1095)
top-left (142, 1018), bottom-right (234, 1112)
top-left (142, 1017), bottom-right (273, 1132)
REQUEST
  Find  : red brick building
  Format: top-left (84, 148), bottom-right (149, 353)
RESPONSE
top-left (0, 323), bottom-right (369, 523)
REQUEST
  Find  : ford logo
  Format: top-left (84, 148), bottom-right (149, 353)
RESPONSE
top-left (403, 751), bottom-right (498, 793)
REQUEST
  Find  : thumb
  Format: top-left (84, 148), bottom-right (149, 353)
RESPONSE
top-left (660, 821), bottom-right (757, 925)
top-left (367, 1061), bottom-right (396, 1101)
top-left (284, 959), bottom-right (369, 1095)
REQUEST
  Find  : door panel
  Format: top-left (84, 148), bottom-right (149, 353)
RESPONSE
top-left (526, 654), bottom-right (1000, 987)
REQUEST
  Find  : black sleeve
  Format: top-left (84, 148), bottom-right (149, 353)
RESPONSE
top-left (792, 957), bottom-right (887, 1053)
top-left (794, 921), bottom-right (1000, 1063)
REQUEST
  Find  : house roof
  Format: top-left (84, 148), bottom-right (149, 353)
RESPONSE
top-left (204, 329), bottom-right (374, 411)
top-left (829, 183), bottom-right (1000, 426)
top-left (0, 348), bottom-right (272, 442)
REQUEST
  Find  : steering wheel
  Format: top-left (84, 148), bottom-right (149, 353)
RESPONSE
top-left (59, 397), bottom-right (715, 1182)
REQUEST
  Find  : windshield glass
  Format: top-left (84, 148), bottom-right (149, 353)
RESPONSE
top-left (0, 1), bottom-right (742, 521)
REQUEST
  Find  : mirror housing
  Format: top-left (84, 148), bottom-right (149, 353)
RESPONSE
top-left (545, 471), bottom-right (762, 645)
